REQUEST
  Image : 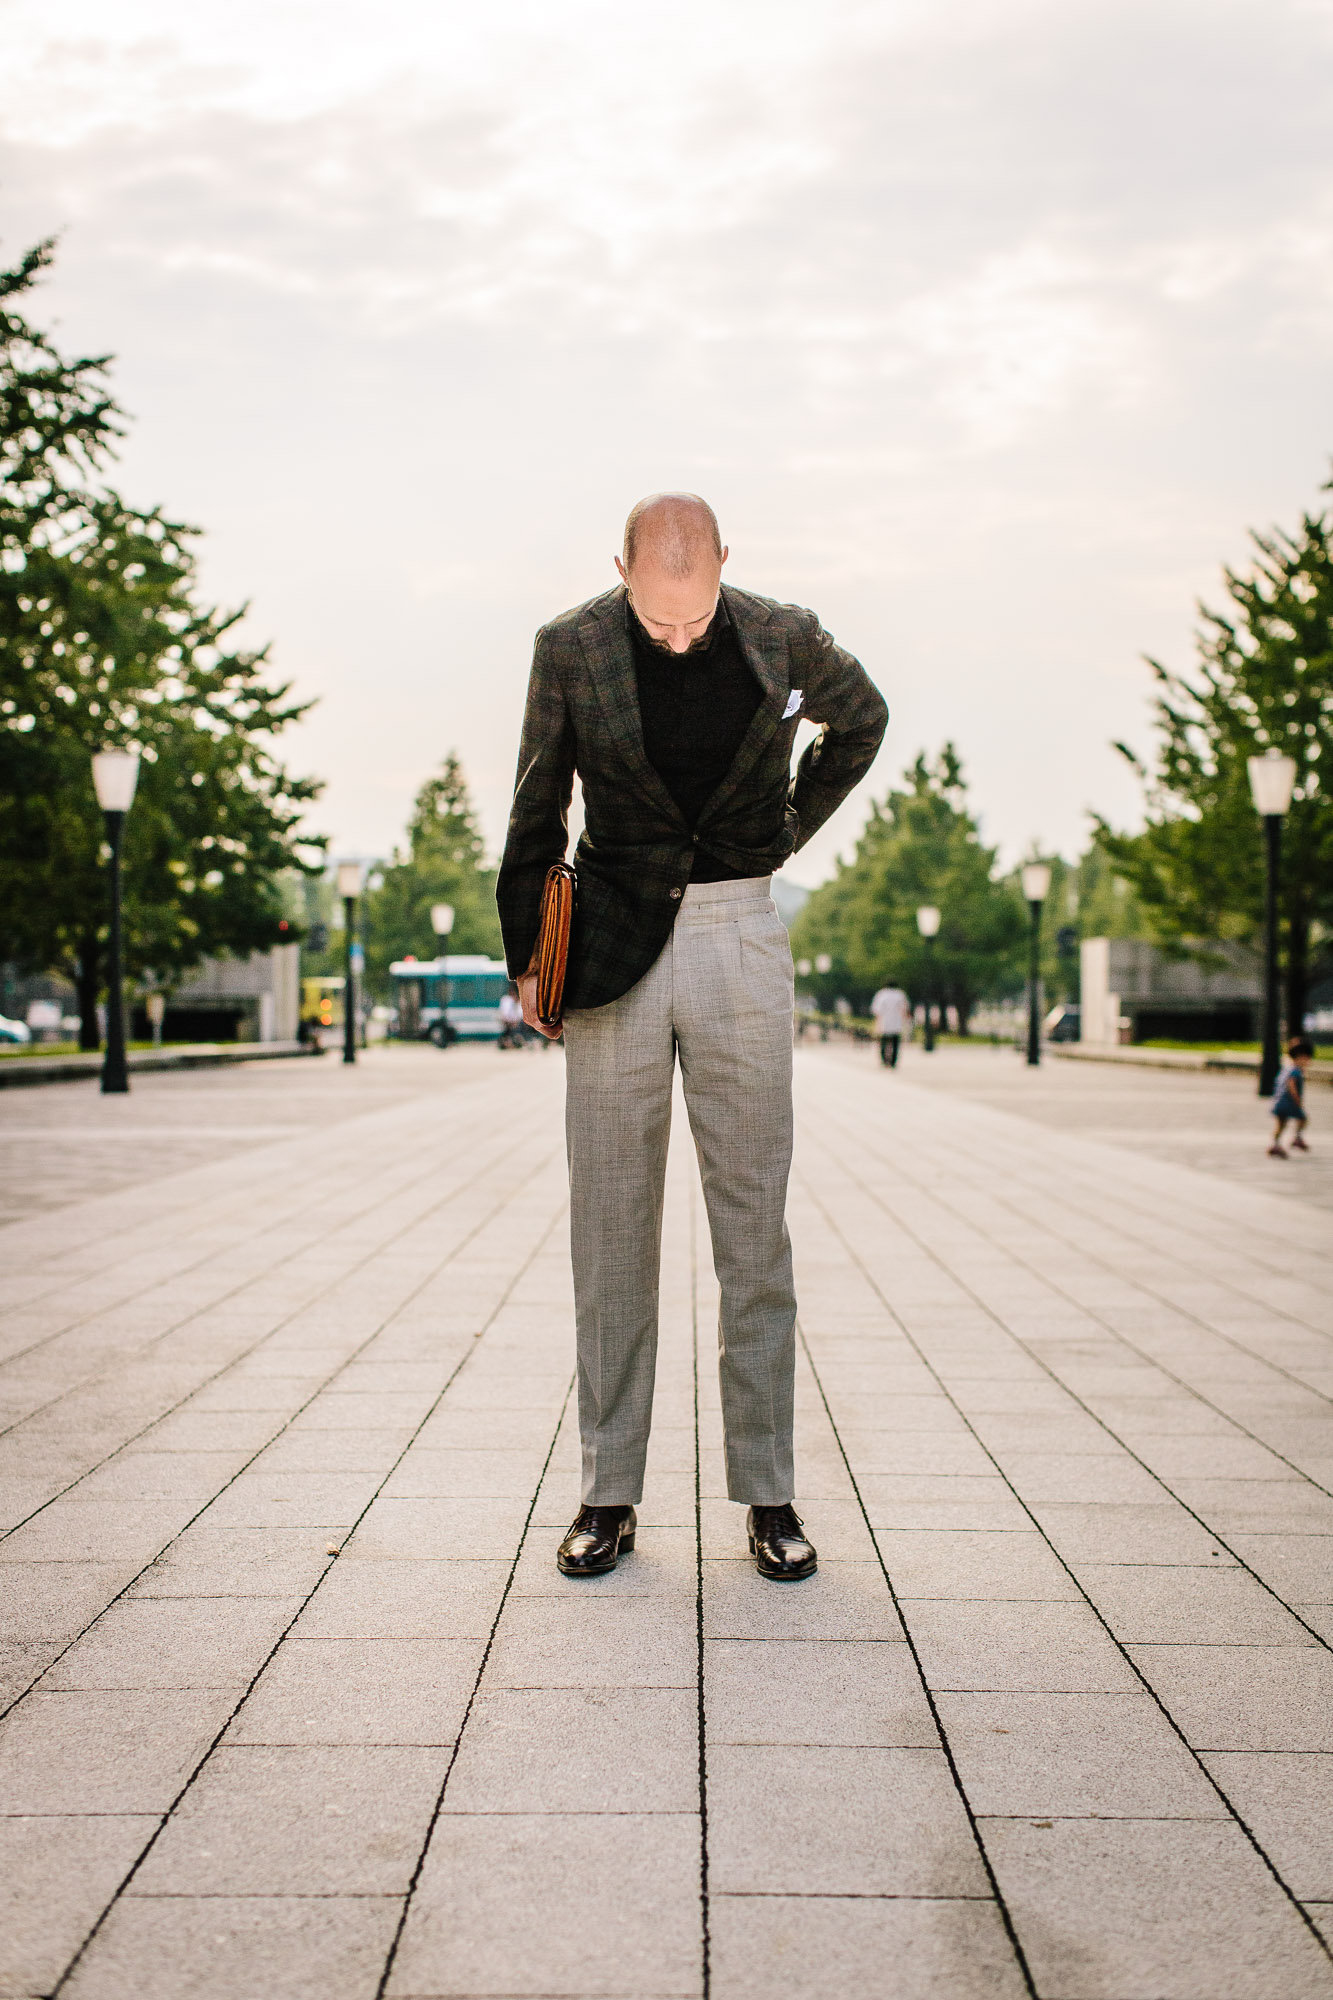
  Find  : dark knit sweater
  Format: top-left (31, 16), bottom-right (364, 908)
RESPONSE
top-left (628, 596), bottom-right (764, 882)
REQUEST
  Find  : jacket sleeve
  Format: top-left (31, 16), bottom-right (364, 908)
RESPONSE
top-left (495, 629), bottom-right (576, 978)
top-left (788, 612), bottom-right (888, 849)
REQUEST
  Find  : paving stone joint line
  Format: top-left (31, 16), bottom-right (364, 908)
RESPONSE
top-left (0, 1141), bottom-right (565, 1722)
top-left (793, 1318), bottom-right (1040, 2000)
top-left (43, 1186), bottom-right (570, 1998)
top-left (794, 1144), bottom-right (1333, 1972)
top-left (0, 1095), bottom-right (532, 1453)
top-left (933, 1102), bottom-right (1333, 1321)
top-left (808, 1106), bottom-right (1333, 1652)
top-left (944, 1131), bottom-right (1333, 1379)
top-left (689, 1177), bottom-right (712, 2000)
top-left (369, 1369), bottom-right (577, 2000)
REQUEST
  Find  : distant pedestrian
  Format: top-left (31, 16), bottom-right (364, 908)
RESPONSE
top-left (497, 985), bottom-right (524, 1050)
top-left (870, 982), bottom-right (910, 1067)
top-left (1269, 1036), bottom-right (1314, 1156)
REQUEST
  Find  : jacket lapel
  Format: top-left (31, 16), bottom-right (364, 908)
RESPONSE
top-left (695, 585), bottom-right (790, 824)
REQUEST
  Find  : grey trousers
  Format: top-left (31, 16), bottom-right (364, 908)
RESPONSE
top-left (563, 875), bottom-right (797, 1505)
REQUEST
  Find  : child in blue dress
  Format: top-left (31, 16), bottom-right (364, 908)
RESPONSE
top-left (1269, 1036), bottom-right (1314, 1157)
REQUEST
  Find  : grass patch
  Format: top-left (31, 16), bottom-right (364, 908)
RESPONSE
top-left (1138, 1038), bottom-right (1260, 1054)
top-left (0, 1039), bottom-right (220, 1060)
top-left (1138, 1038), bottom-right (1333, 1057)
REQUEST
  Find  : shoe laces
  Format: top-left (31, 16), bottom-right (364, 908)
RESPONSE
top-left (756, 1503), bottom-right (803, 1536)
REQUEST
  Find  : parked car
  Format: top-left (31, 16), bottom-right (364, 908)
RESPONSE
top-left (0, 1014), bottom-right (32, 1045)
top-left (1044, 1003), bottom-right (1080, 1043)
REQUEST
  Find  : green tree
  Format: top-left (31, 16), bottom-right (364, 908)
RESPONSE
top-left (996, 846), bottom-right (1149, 1007)
top-left (1071, 841), bottom-right (1149, 945)
top-left (360, 753), bottom-right (502, 993)
top-left (1096, 487), bottom-right (1333, 1028)
top-left (0, 238), bottom-right (120, 548)
top-left (789, 745), bottom-right (1026, 1027)
top-left (0, 242), bottom-right (323, 1044)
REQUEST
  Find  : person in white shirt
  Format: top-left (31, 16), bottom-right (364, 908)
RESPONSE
top-left (870, 984), bottom-right (910, 1068)
top-left (497, 985), bottom-right (525, 1050)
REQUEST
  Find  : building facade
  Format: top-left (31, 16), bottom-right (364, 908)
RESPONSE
top-left (1081, 937), bottom-right (1261, 1047)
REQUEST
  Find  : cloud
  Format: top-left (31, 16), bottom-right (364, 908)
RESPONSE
top-left (3, 0), bottom-right (1332, 874)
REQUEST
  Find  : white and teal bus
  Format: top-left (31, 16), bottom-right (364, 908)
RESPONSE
top-left (389, 955), bottom-right (511, 1045)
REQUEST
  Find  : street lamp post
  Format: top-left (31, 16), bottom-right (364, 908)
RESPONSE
top-left (1021, 863), bottom-right (1051, 1068)
top-left (1247, 749), bottom-right (1297, 1097)
top-left (916, 906), bottom-right (940, 1052)
top-left (813, 955), bottom-right (833, 1040)
top-left (337, 861), bottom-right (365, 1066)
top-left (428, 904), bottom-right (456, 1047)
top-left (91, 748), bottom-right (141, 1095)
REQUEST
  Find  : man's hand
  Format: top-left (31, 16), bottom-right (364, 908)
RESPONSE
top-left (518, 972), bottom-right (562, 1040)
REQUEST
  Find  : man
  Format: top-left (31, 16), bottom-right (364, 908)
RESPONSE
top-left (870, 981), bottom-right (910, 1067)
top-left (496, 983), bottom-right (525, 1050)
top-left (497, 494), bottom-right (887, 1581)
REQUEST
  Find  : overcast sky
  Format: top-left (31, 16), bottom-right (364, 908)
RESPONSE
top-left (5, 0), bottom-right (1333, 882)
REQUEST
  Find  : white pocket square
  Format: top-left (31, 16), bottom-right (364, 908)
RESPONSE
top-left (782, 689), bottom-right (804, 720)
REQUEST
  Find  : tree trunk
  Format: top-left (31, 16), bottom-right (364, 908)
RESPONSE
top-left (76, 942), bottom-right (101, 1051)
top-left (1285, 905), bottom-right (1310, 1042)
top-left (948, 984), bottom-right (975, 1037)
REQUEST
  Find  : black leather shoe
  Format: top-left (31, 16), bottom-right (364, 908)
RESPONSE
top-left (557, 1505), bottom-right (637, 1576)
top-left (747, 1504), bottom-right (817, 1580)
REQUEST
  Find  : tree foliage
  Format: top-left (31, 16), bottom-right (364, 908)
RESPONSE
top-left (789, 745), bottom-right (1026, 1026)
top-left (1069, 841), bottom-right (1149, 946)
top-left (360, 753), bottom-right (502, 991)
top-left (0, 241), bottom-right (323, 1041)
top-left (1096, 489), bottom-right (1333, 1024)
top-left (995, 846), bottom-right (1149, 1007)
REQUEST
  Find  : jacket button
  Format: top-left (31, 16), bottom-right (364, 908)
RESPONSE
top-left (669, 887), bottom-right (683, 899)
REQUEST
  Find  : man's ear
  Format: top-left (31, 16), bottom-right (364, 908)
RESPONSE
top-left (720, 546), bottom-right (729, 568)
top-left (614, 556), bottom-right (628, 582)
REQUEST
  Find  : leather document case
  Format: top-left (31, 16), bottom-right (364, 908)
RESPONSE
top-left (534, 862), bottom-right (576, 1029)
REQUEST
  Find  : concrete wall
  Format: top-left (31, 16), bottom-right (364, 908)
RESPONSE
top-left (170, 944), bottom-right (300, 1041)
top-left (1080, 939), bottom-right (1119, 1047)
top-left (1082, 936), bottom-right (1261, 1045)
top-left (1105, 937), bottom-right (1260, 1005)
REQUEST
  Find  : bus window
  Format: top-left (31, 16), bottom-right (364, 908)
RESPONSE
top-left (447, 975), bottom-right (508, 1006)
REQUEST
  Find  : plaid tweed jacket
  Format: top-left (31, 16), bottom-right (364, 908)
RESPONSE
top-left (496, 582), bottom-right (888, 1012)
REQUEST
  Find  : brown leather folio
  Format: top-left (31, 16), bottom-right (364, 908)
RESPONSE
top-left (533, 862), bottom-right (576, 1029)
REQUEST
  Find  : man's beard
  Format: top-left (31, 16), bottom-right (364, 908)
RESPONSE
top-left (635, 606), bottom-right (718, 656)
top-left (642, 628), bottom-right (713, 656)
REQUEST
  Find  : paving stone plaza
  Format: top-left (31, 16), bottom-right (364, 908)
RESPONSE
top-left (1, 1042), bottom-right (1331, 1999)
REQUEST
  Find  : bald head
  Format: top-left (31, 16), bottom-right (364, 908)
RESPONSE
top-left (615, 492), bottom-right (729, 653)
top-left (622, 493), bottom-right (722, 577)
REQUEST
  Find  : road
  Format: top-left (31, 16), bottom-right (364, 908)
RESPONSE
top-left (1, 1042), bottom-right (1330, 1998)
